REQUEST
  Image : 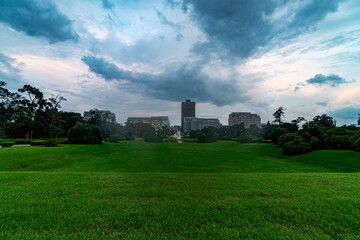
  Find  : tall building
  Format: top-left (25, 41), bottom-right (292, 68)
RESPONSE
top-left (181, 100), bottom-right (195, 130)
top-left (183, 117), bottom-right (221, 130)
top-left (228, 112), bottom-right (261, 128)
top-left (127, 116), bottom-right (170, 130)
top-left (83, 109), bottom-right (116, 123)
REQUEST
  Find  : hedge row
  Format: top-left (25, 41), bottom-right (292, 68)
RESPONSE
top-left (1, 142), bottom-right (15, 147)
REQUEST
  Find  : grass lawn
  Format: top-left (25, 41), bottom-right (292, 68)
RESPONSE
top-left (1, 141), bottom-right (360, 239)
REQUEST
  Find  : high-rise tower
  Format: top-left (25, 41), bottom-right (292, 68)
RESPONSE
top-left (181, 99), bottom-right (195, 130)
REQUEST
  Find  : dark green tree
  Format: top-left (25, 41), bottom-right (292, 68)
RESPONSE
top-left (16, 85), bottom-right (47, 139)
top-left (313, 114), bottom-right (335, 128)
top-left (41, 95), bottom-right (67, 141)
top-left (68, 122), bottom-right (103, 144)
top-left (273, 107), bottom-right (286, 124)
top-left (0, 81), bottom-right (20, 138)
top-left (58, 111), bottom-right (84, 138)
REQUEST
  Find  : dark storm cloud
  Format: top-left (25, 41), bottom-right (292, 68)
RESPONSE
top-left (306, 74), bottom-right (348, 87)
top-left (0, 0), bottom-right (78, 43)
top-left (289, 0), bottom-right (342, 31)
top-left (82, 56), bottom-right (249, 106)
top-left (329, 106), bottom-right (360, 120)
top-left (173, 0), bottom-right (344, 59)
top-left (102, 0), bottom-right (114, 10)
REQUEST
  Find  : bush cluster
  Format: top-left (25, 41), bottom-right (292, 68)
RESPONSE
top-left (109, 134), bottom-right (122, 143)
top-left (1, 141), bottom-right (15, 147)
top-left (278, 126), bottom-right (360, 155)
top-left (283, 136), bottom-right (311, 155)
top-left (45, 139), bottom-right (58, 147)
top-left (163, 137), bottom-right (178, 142)
top-left (14, 139), bottom-right (31, 144)
top-left (182, 138), bottom-right (198, 142)
top-left (68, 123), bottom-right (103, 144)
top-left (31, 140), bottom-right (46, 146)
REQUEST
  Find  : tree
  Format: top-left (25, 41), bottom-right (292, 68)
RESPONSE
top-left (0, 81), bottom-right (20, 137)
top-left (291, 117), bottom-right (306, 125)
top-left (273, 107), bottom-right (286, 124)
top-left (313, 114), bottom-right (335, 128)
top-left (16, 85), bottom-right (47, 139)
top-left (58, 111), bottom-right (84, 138)
top-left (41, 95), bottom-right (67, 141)
top-left (68, 122), bottom-right (103, 144)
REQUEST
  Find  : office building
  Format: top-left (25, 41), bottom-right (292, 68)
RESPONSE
top-left (198, 118), bottom-right (221, 129)
top-left (83, 109), bottom-right (116, 123)
top-left (228, 112), bottom-right (261, 128)
top-left (183, 117), bottom-right (221, 130)
top-left (127, 116), bottom-right (170, 130)
top-left (181, 100), bottom-right (195, 130)
top-left (184, 117), bottom-right (198, 131)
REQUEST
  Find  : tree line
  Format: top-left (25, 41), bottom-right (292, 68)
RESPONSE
top-left (2, 81), bottom-right (359, 153)
top-left (0, 81), bottom-right (120, 145)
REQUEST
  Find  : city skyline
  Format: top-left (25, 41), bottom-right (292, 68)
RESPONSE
top-left (1, 1), bottom-right (360, 126)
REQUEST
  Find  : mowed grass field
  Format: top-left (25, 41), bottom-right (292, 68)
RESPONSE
top-left (1, 141), bottom-right (360, 239)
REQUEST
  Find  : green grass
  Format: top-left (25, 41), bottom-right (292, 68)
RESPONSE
top-left (1, 141), bottom-right (360, 239)
top-left (1, 141), bottom-right (360, 173)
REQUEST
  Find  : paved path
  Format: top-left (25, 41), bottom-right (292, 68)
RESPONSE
top-left (0, 144), bottom-right (31, 148)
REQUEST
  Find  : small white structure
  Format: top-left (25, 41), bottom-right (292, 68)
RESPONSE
top-left (174, 130), bottom-right (182, 143)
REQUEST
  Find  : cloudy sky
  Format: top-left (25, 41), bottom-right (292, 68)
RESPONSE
top-left (1, 0), bottom-right (360, 125)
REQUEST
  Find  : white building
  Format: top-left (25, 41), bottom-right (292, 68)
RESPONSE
top-left (228, 112), bottom-right (261, 128)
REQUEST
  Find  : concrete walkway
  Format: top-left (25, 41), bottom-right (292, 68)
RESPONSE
top-left (0, 144), bottom-right (31, 148)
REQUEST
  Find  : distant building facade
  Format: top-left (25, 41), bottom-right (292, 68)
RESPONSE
top-left (83, 109), bottom-right (116, 123)
top-left (183, 117), bottom-right (221, 130)
top-left (181, 100), bottom-right (195, 130)
top-left (198, 118), bottom-right (221, 129)
top-left (228, 112), bottom-right (261, 128)
top-left (184, 117), bottom-right (198, 130)
top-left (127, 116), bottom-right (170, 130)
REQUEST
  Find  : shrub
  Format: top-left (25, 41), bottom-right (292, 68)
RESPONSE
top-left (354, 131), bottom-right (360, 151)
top-left (309, 136), bottom-right (320, 150)
top-left (283, 139), bottom-right (311, 155)
top-left (325, 135), bottom-right (354, 150)
top-left (1, 141), bottom-right (15, 147)
top-left (45, 139), bottom-right (58, 147)
top-left (182, 138), bottom-right (198, 142)
top-left (57, 138), bottom-right (68, 144)
top-left (163, 137), bottom-right (177, 142)
top-left (144, 130), bottom-right (163, 143)
top-left (109, 134), bottom-right (121, 143)
top-left (238, 132), bottom-right (254, 143)
top-left (15, 139), bottom-right (31, 144)
top-left (68, 123), bottom-right (103, 144)
top-left (31, 140), bottom-right (46, 146)
top-left (270, 127), bottom-right (286, 144)
top-left (324, 128), bottom-right (356, 150)
top-left (278, 133), bottom-right (296, 147)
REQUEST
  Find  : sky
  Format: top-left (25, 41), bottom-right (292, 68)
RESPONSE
top-left (0, 0), bottom-right (360, 126)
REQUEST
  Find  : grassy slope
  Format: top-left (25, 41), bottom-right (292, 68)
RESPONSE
top-left (1, 141), bottom-right (360, 172)
top-left (1, 142), bottom-right (360, 239)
